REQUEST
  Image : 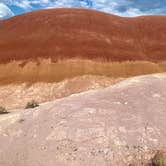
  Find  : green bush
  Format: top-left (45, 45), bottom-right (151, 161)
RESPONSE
top-left (0, 106), bottom-right (9, 114)
top-left (25, 100), bottom-right (39, 109)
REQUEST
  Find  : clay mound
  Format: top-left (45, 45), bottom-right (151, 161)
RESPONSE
top-left (0, 74), bottom-right (166, 165)
top-left (0, 75), bottom-right (123, 109)
top-left (0, 8), bottom-right (166, 84)
top-left (0, 8), bottom-right (166, 63)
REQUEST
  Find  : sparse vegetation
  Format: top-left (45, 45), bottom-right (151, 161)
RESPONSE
top-left (0, 106), bottom-right (9, 114)
top-left (25, 100), bottom-right (39, 109)
top-left (18, 118), bottom-right (25, 123)
top-left (150, 151), bottom-right (166, 166)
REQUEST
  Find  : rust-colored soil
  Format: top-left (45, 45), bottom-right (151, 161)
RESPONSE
top-left (0, 8), bottom-right (166, 63)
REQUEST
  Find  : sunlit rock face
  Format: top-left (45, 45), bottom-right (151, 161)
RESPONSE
top-left (0, 74), bottom-right (166, 166)
top-left (0, 8), bottom-right (166, 84)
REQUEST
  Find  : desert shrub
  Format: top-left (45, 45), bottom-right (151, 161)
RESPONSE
top-left (0, 106), bottom-right (9, 114)
top-left (18, 118), bottom-right (25, 123)
top-left (150, 151), bottom-right (166, 166)
top-left (25, 100), bottom-right (39, 109)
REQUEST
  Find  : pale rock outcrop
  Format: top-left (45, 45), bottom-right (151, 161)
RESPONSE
top-left (0, 74), bottom-right (166, 165)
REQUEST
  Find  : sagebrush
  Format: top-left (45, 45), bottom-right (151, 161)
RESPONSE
top-left (25, 100), bottom-right (39, 109)
top-left (0, 106), bottom-right (9, 114)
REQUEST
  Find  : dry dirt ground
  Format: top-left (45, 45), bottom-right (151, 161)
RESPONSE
top-left (0, 74), bottom-right (166, 166)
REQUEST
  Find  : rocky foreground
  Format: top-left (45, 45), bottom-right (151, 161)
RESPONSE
top-left (0, 74), bottom-right (166, 165)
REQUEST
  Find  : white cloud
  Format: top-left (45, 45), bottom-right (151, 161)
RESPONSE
top-left (37, 0), bottom-right (148, 17)
top-left (123, 8), bottom-right (144, 17)
top-left (0, 3), bottom-right (14, 20)
top-left (31, 0), bottom-right (49, 5)
top-left (45, 0), bottom-right (89, 8)
top-left (0, 0), bottom-right (166, 19)
top-left (13, 0), bottom-right (32, 9)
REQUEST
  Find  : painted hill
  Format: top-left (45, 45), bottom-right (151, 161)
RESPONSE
top-left (0, 8), bottom-right (166, 63)
top-left (0, 8), bottom-right (166, 84)
top-left (0, 74), bottom-right (166, 165)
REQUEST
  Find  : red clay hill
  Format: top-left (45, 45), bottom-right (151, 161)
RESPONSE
top-left (0, 8), bottom-right (166, 63)
top-left (0, 8), bottom-right (166, 84)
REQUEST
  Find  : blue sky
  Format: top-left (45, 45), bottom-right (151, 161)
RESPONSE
top-left (0, 0), bottom-right (166, 20)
